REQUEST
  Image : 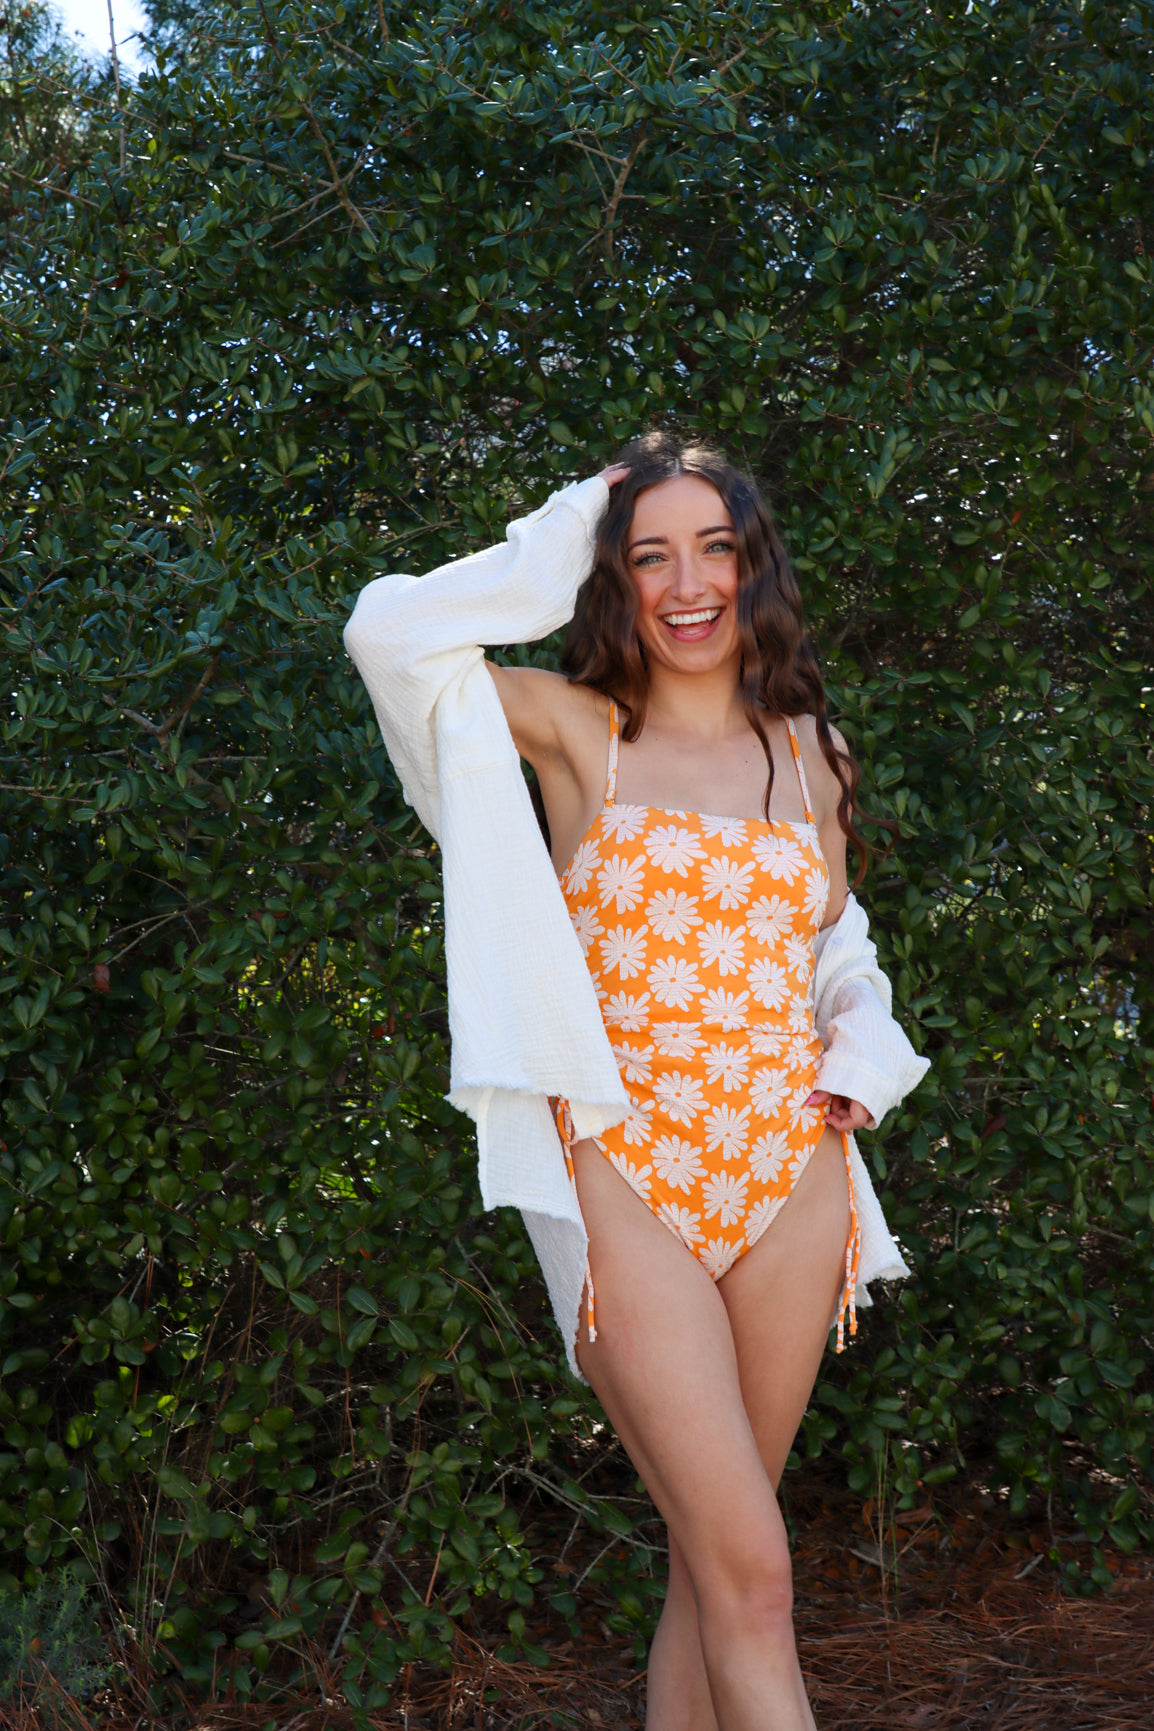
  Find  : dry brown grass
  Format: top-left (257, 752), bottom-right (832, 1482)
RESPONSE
top-left (799, 1590), bottom-right (1154, 1730)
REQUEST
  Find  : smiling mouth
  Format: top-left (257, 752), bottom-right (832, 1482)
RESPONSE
top-left (662, 608), bottom-right (722, 628)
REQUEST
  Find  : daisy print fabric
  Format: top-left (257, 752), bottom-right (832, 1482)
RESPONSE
top-left (558, 705), bottom-right (846, 1294)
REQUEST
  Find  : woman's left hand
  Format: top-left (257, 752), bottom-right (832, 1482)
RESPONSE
top-left (804, 1091), bottom-right (873, 1134)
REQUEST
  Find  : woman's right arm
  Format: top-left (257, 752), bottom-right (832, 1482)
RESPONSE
top-left (483, 468), bottom-right (628, 869)
top-left (344, 468), bottom-right (625, 715)
top-left (343, 466), bottom-right (625, 849)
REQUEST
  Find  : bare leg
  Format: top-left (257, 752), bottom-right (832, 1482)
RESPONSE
top-left (572, 1128), bottom-right (849, 1731)
top-left (647, 1532), bottom-right (720, 1731)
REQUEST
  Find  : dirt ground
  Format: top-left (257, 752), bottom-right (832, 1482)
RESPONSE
top-left (5, 1467), bottom-right (1153, 1730)
top-left (388, 1468), bottom-right (1154, 1731)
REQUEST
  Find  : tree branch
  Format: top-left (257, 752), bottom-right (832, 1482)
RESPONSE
top-left (602, 132), bottom-right (648, 262)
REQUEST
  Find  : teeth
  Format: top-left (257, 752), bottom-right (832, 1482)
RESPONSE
top-left (664, 609), bottom-right (721, 626)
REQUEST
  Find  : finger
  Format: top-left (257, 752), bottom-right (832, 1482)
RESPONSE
top-left (804, 1090), bottom-right (830, 1108)
top-left (598, 464), bottom-right (631, 487)
top-left (831, 1102), bottom-right (872, 1134)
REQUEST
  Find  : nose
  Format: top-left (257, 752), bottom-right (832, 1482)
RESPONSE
top-left (667, 550), bottom-right (707, 601)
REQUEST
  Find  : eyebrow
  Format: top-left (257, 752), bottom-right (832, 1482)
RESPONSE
top-left (627, 525), bottom-right (734, 550)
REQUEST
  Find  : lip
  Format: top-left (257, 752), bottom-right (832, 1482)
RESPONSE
top-left (659, 606), bottom-right (724, 642)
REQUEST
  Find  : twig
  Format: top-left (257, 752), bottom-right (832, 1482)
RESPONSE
top-left (106, 0), bottom-right (126, 175)
top-left (165, 653), bottom-right (221, 740)
top-left (571, 1532), bottom-right (632, 1595)
top-left (0, 167), bottom-right (101, 208)
top-left (299, 105), bottom-right (371, 233)
top-left (589, 40), bottom-right (648, 99)
top-left (1031, 78), bottom-right (1088, 168)
top-left (270, 201), bottom-right (350, 251)
top-left (716, 33), bottom-right (770, 78)
top-left (602, 132), bottom-right (647, 261)
top-left (0, 783), bottom-right (100, 801)
top-left (220, 148), bottom-right (294, 176)
top-left (256, 0), bottom-right (371, 234)
top-left (107, 907), bottom-right (192, 966)
top-left (101, 654), bottom-right (220, 745)
top-left (328, 1517), bottom-right (400, 1659)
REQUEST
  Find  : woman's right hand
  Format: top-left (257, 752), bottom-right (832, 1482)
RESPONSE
top-left (598, 463), bottom-right (631, 488)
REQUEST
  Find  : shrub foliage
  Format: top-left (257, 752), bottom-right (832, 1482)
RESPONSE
top-left (2, 0), bottom-right (1152, 1702)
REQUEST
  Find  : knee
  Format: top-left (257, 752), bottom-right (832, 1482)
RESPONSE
top-left (732, 1558), bottom-right (795, 1635)
top-left (696, 1534), bottom-right (795, 1637)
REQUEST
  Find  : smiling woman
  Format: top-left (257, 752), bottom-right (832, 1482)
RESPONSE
top-left (557, 436), bottom-right (865, 858)
top-left (343, 429), bottom-right (929, 1730)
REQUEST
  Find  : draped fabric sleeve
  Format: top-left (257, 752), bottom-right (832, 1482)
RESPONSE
top-left (812, 893), bottom-right (930, 1127)
top-left (342, 476), bottom-right (611, 839)
top-left (343, 477), bottom-right (630, 1376)
top-left (812, 893), bottom-right (931, 1302)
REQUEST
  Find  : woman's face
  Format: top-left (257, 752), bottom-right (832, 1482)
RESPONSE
top-left (625, 474), bottom-right (741, 678)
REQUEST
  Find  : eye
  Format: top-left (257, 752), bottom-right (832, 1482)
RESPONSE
top-left (631, 550), bottom-right (666, 567)
top-left (705, 538), bottom-right (736, 555)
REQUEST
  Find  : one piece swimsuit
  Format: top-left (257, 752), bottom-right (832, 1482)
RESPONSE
top-left (553, 703), bottom-right (861, 1351)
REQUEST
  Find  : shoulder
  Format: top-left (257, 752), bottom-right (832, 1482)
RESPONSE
top-left (791, 713), bottom-right (851, 816)
top-left (791, 710), bottom-right (848, 750)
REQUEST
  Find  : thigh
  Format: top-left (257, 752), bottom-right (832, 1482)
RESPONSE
top-left (718, 1125), bottom-right (852, 1486)
top-left (571, 1139), bottom-right (788, 1578)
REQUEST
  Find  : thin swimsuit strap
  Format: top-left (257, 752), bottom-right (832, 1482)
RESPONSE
top-left (605, 701), bottom-right (816, 827)
top-left (605, 701), bottom-right (620, 807)
top-left (784, 716), bottom-right (817, 825)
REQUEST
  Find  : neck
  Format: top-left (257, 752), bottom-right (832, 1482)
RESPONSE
top-left (642, 661), bottom-right (748, 741)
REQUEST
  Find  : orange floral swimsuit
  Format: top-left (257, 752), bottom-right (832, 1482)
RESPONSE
top-left (554, 704), bottom-right (860, 1351)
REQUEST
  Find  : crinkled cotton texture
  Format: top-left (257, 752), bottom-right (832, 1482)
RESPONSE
top-left (343, 477), bottom-right (930, 1377)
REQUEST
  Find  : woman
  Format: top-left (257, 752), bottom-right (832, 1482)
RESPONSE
top-left (345, 431), bottom-right (928, 1731)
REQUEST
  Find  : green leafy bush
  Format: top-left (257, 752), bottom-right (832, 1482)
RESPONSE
top-left (0, 1568), bottom-right (110, 1702)
top-left (1, 0), bottom-right (1151, 1702)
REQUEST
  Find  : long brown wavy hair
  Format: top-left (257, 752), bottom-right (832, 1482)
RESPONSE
top-left (561, 430), bottom-right (876, 886)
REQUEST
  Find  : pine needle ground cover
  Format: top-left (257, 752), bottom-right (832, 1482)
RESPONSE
top-left (1, 0), bottom-right (1151, 1718)
top-left (3, 1473), bottom-right (1154, 1728)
